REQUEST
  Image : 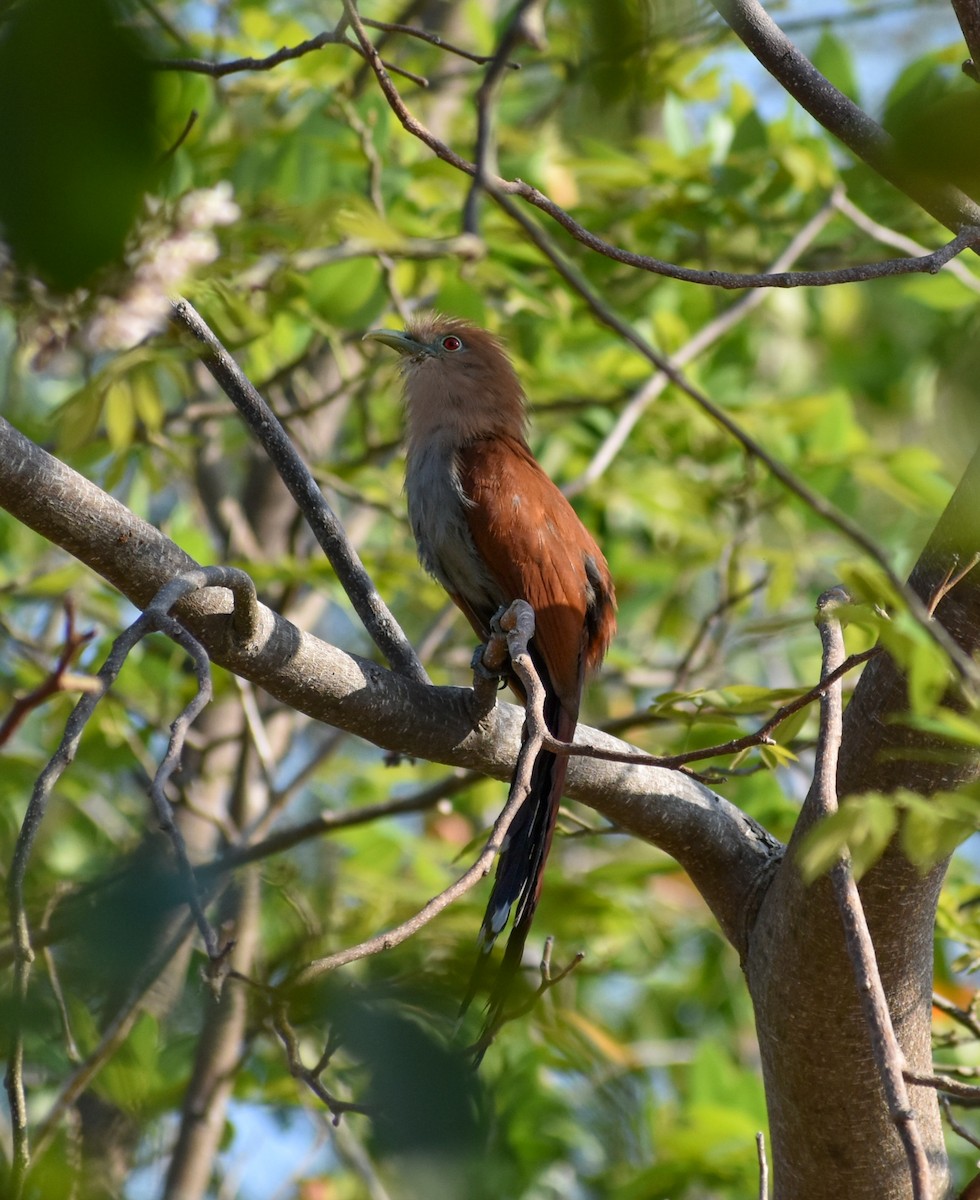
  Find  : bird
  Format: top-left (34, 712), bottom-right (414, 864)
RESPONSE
top-left (365, 314), bottom-right (616, 1045)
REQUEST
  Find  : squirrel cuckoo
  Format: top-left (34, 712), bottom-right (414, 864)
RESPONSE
top-left (366, 314), bottom-right (616, 1037)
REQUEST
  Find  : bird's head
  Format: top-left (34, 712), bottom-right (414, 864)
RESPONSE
top-left (365, 313), bottom-right (528, 446)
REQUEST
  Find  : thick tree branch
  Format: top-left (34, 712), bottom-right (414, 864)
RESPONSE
top-left (952, 0), bottom-right (980, 77)
top-left (741, 440), bottom-right (980, 1197)
top-left (0, 414), bottom-right (777, 952)
top-left (813, 590), bottom-right (931, 1200)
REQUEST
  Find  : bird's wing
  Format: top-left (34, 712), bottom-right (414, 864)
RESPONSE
top-left (456, 434), bottom-right (615, 715)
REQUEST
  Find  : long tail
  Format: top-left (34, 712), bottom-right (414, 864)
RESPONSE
top-left (461, 689), bottom-right (577, 1051)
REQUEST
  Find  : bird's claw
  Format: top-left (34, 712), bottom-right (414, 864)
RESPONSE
top-left (471, 642), bottom-right (509, 687)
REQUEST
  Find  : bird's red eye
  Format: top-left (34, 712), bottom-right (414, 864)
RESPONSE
top-left (441, 335), bottom-right (463, 352)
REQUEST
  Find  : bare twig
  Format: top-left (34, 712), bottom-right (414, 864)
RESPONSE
top-left (462, 0), bottom-right (538, 234)
top-left (933, 992), bottom-right (980, 1040)
top-left (216, 771), bottom-right (475, 873)
top-left (0, 599), bottom-right (96, 749)
top-left (812, 587), bottom-right (932, 1200)
top-left (156, 27), bottom-right (428, 87)
top-left (169, 297), bottom-right (427, 686)
top-left (933, 1065), bottom-right (980, 1078)
top-left (940, 1095), bottom-right (980, 1152)
top-left (236, 232), bottom-right (484, 292)
top-left (669, 577), bottom-right (769, 692)
top-left (468, 934), bottom-right (585, 1060)
top-left (39, 886), bottom-right (80, 1064)
top-left (156, 32), bottom-right (342, 76)
top-left (928, 553), bottom-right (980, 617)
top-left (135, 0), bottom-right (191, 50)
top-left (333, 94), bottom-right (410, 321)
top-left (832, 192), bottom-right (980, 296)
top-left (233, 676), bottom-right (278, 796)
top-left (524, 189), bottom-right (980, 288)
top-left (905, 1069), bottom-right (980, 1102)
top-left (361, 16), bottom-right (521, 68)
top-left (272, 1001), bottom-right (371, 1123)
top-left (756, 1130), bottom-right (769, 1200)
top-left (158, 108), bottom-right (198, 162)
top-left (523, 646), bottom-right (879, 775)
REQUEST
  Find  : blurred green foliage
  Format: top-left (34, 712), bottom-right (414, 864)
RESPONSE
top-left (1, 1), bottom-right (980, 1197)
top-left (0, 0), bottom-right (160, 288)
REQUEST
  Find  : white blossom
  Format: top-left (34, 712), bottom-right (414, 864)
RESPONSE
top-left (84, 183), bottom-right (239, 352)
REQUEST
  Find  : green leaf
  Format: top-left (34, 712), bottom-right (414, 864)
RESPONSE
top-left (899, 789), bottom-right (978, 869)
top-left (798, 794), bottom-right (898, 883)
top-left (104, 381), bottom-right (136, 452)
top-left (0, 0), bottom-right (159, 289)
top-left (811, 29), bottom-right (861, 106)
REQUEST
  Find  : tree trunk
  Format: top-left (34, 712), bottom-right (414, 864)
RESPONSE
top-left (745, 444), bottom-right (980, 1199)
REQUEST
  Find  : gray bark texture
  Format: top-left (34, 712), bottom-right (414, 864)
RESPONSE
top-left (744, 444), bottom-right (980, 1199)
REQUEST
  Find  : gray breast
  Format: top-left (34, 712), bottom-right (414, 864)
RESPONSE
top-left (405, 440), bottom-right (503, 618)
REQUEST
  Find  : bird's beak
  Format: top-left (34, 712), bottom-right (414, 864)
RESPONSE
top-left (363, 328), bottom-right (425, 357)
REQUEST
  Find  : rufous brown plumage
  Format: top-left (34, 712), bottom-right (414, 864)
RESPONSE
top-left (366, 314), bottom-right (616, 1048)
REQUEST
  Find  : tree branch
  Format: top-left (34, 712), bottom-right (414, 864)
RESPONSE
top-left (361, 16), bottom-right (521, 69)
top-left (906, 1070), bottom-right (980, 1102)
top-left (235, 233), bottom-right (484, 293)
top-left (543, 647), bottom-right (879, 775)
top-left (832, 192), bottom-right (980, 296)
top-left (169, 297), bottom-right (427, 687)
top-left (0, 414), bottom-right (778, 953)
top-left (156, 26), bottom-right (428, 87)
top-left (951, 0), bottom-right (980, 78)
top-left (461, 0), bottom-right (537, 235)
